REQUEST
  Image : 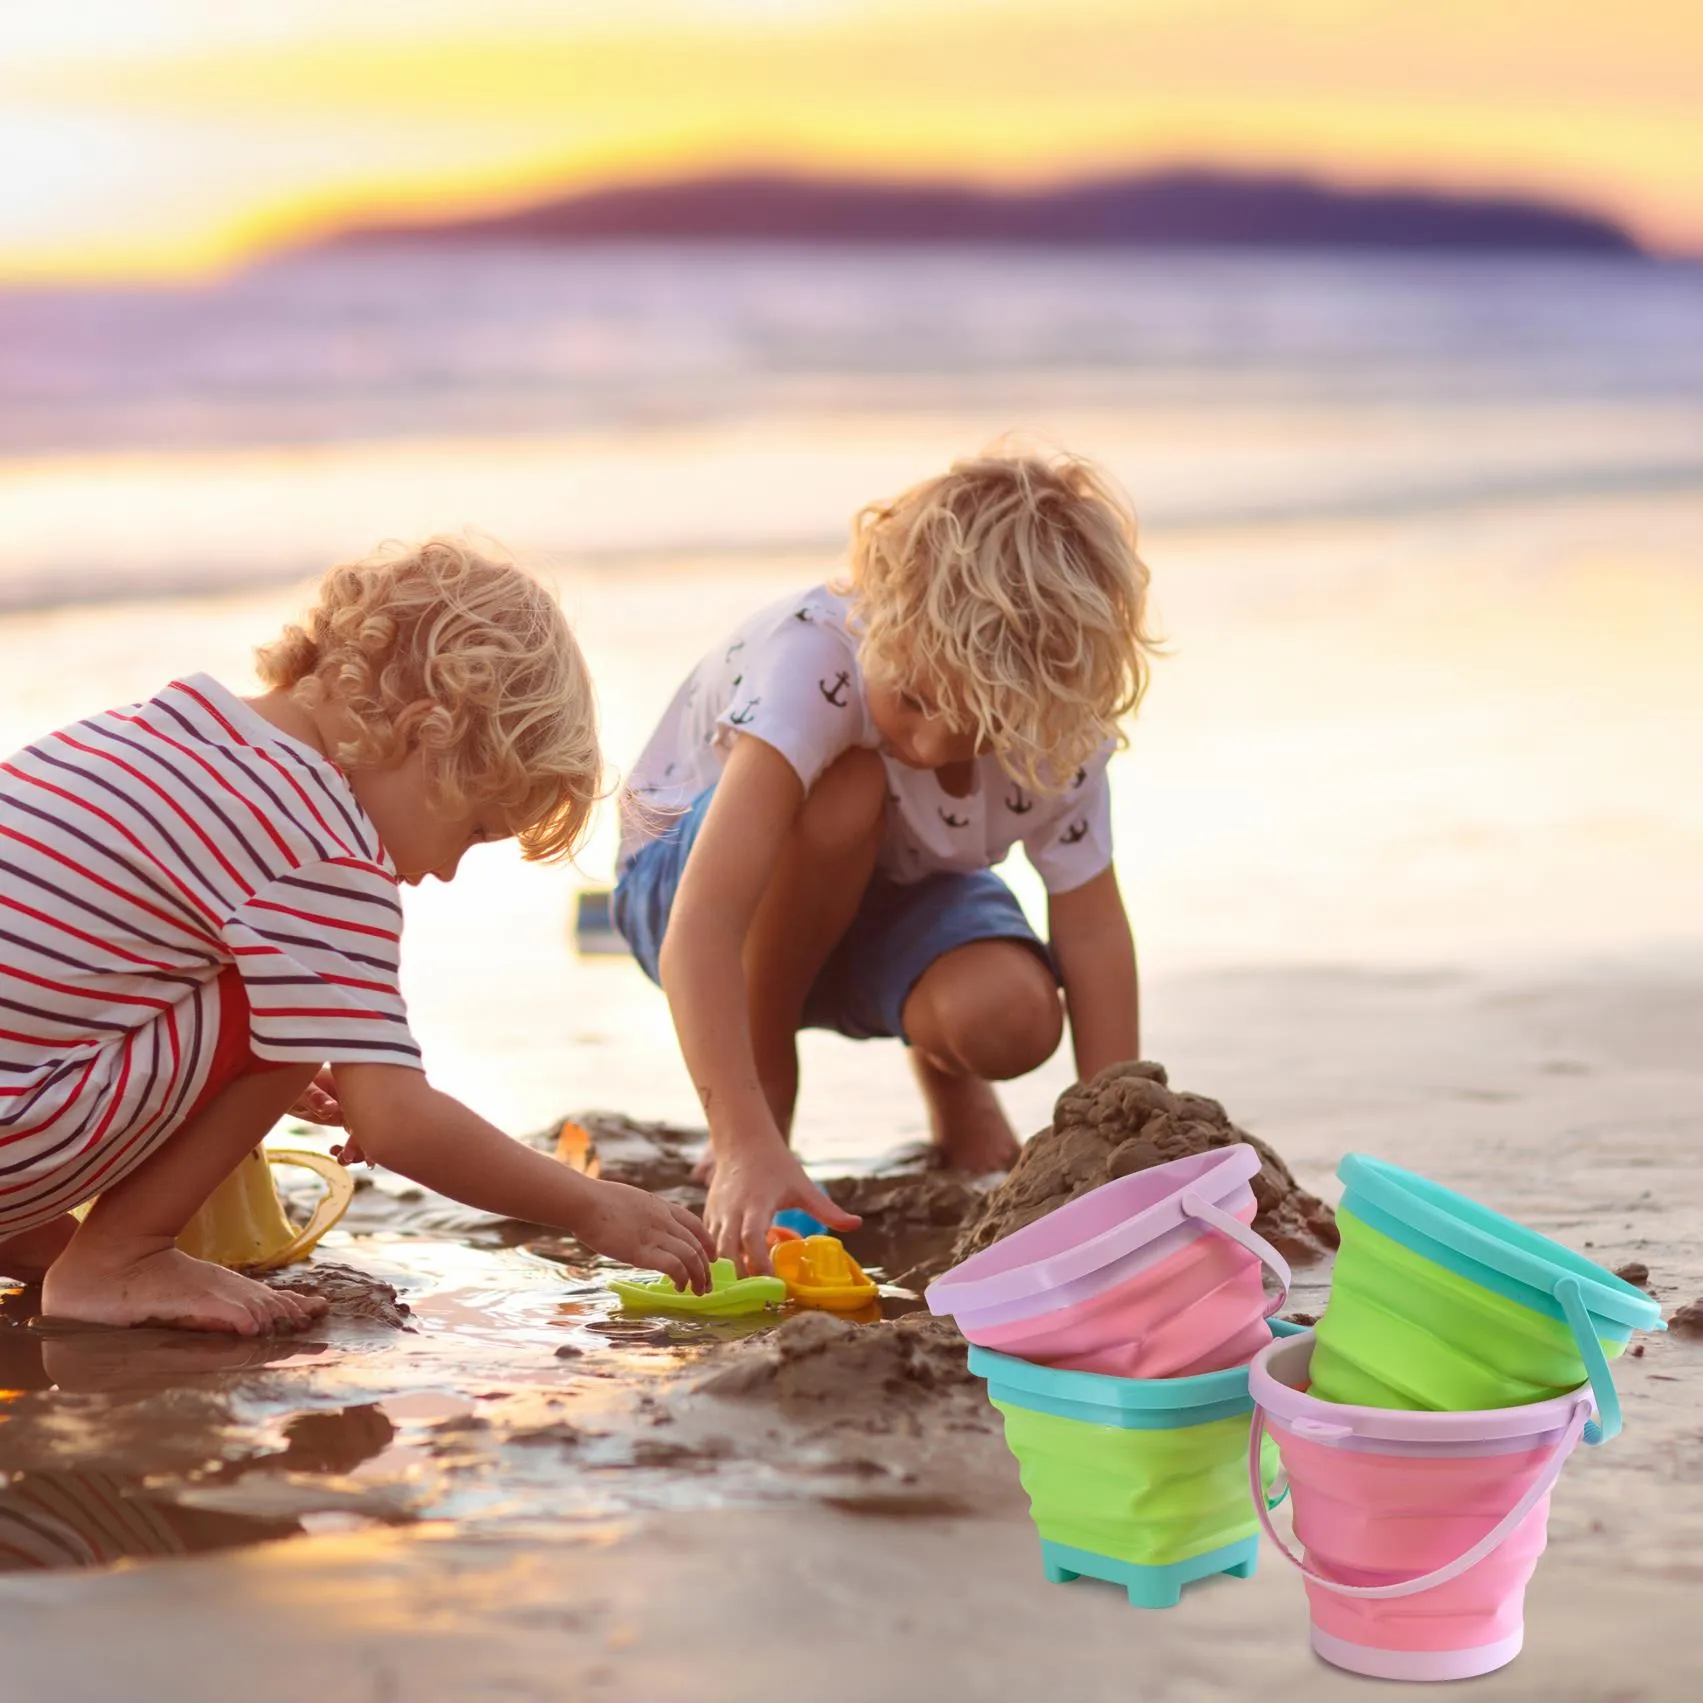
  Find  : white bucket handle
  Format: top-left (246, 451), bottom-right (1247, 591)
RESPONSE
top-left (1247, 1396), bottom-right (1590, 1601)
top-left (1178, 1190), bottom-right (1292, 1317)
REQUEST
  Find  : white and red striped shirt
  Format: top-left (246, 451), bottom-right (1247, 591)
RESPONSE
top-left (0, 674), bottom-right (420, 1236)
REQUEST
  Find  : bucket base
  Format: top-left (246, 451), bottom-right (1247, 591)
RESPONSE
top-left (1039, 1537), bottom-right (1258, 1609)
top-left (1311, 1626), bottom-right (1524, 1682)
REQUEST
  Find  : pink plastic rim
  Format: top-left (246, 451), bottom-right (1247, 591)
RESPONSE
top-left (1250, 1333), bottom-right (1587, 1446)
top-left (943, 1189), bottom-right (1262, 1333)
top-left (926, 1145), bottom-right (1263, 1318)
top-left (1310, 1626), bottom-right (1525, 1682)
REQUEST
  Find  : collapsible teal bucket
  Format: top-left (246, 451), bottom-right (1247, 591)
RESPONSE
top-left (969, 1320), bottom-right (1300, 1608)
top-left (1313, 1157), bottom-right (1663, 1441)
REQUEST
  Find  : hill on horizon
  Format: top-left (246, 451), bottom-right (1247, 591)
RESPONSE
top-left (326, 168), bottom-right (1641, 256)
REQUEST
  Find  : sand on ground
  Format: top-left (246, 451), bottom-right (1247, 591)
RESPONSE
top-left (3, 960), bottom-right (1699, 1703)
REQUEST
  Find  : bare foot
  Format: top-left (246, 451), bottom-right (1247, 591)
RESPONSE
top-left (910, 1053), bottom-right (1021, 1174)
top-left (41, 1243), bottom-right (329, 1336)
top-left (0, 1214), bottom-right (78, 1284)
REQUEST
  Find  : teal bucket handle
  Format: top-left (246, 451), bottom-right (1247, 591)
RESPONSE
top-left (1554, 1275), bottom-right (1619, 1445)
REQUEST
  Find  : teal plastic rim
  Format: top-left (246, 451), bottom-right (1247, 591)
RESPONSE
top-left (1338, 1155), bottom-right (1663, 1447)
top-left (1338, 1156), bottom-right (1660, 1333)
top-left (968, 1319), bottom-right (1303, 1431)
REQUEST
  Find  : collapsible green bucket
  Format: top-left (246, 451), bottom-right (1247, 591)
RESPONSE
top-left (968, 1321), bottom-right (1297, 1608)
top-left (1311, 1156), bottom-right (1664, 1441)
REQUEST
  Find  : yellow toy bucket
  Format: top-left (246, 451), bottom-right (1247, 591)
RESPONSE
top-left (175, 1146), bottom-right (354, 1272)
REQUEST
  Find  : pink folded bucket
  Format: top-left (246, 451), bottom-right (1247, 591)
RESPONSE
top-left (1248, 1329), bottom-right (1593, 1682)
top-left (926, 1146), bottom-right (1291, 1379)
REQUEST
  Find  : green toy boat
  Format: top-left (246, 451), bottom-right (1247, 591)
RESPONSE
top-left (609, 1257), bottom-right (787, 1317)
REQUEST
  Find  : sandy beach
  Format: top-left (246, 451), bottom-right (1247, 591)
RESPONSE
top-left (2, 956), bottom-right (1698, 1703)
top-left (3, 469), bottom-right (1700, 1699)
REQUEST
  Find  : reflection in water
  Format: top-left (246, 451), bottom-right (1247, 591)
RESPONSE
top-left (0, 1470), bottom-right (300, 1571)
top-left (0, 1401), bottom-right (399, 1572)
top-left (0, 1207), bottom-right (954, 1578)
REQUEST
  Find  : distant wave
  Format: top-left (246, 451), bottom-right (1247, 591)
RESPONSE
top-left (2, 455), bottom-right (1697, 618)
top-left (3, 248), bottom-right (1698, 461)
top-left (2, 247), bottom-right (1698, 616)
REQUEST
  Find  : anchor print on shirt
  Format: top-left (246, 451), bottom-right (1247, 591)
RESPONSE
top-left (1005, 786), bottom-right (1034, 815)
top-left (1071, 767), bottom-right (1088, 790)
top-left (819, 670), bottom-right (852, 708)
top-left (939, 808), bottom-right (971, 829)
top-left (729, 697), bottom-right (761, 727)
top-left (793, 606), bottom-right (818, 624)
top-left (725, 639), bottom-right (746, 664)
top-left (1059, 818), bottom-right (1090, 845)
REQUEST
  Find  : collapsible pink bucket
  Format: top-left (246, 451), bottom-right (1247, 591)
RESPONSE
top-left (1248, 1331), bottom-right (1593, 1682)
top-left (926, 1146), bottom-right (1291, 1379)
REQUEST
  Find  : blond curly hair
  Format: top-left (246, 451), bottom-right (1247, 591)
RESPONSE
top-left (257, 537), bottom-right (602, 863)
top-left (848, 449), bottom-right (1158, 791)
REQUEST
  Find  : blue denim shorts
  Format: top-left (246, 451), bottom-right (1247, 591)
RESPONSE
top-left (612, 786), bottom-right (1053, 1043)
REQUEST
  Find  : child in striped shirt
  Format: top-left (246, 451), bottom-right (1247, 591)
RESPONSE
top-left (0, 538), bottom-right (712, 1334)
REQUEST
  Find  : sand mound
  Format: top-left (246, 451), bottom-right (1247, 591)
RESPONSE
top-left (265, 1261), bottom-right (414, 1330)
top-left (694, 1311), bottom-right (974, 1412)
top-left (947, 1060), bottom-right (1338, 1268)
top-left (552, 1062), bottom-right (1333, 1287)
top-left (1667, 1299), bottom-right (1703, 1338)
top-left (539, 1113), bottom-right (704, 1196)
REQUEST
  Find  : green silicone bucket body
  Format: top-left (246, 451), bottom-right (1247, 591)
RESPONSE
top-left (989, 1399), bottom-right (1279, 1568)
top-left (969, 1320), bottom-right (1295, 1599)
top-left (1312, 1156), bottom-right (1664, 1441)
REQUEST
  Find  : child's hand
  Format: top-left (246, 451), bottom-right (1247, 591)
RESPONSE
top-left (287, 1066), bottom-right (344, 1127)
top-left (705, 1144), bottom-right (861, 1275)
top-left (574, 1179), bottom-right (716, 1294)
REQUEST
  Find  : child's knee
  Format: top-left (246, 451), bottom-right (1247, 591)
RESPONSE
top-left (798, 746), bottom-right (886, 854)
top-left (923, 945), bottom-right (1063, 1080)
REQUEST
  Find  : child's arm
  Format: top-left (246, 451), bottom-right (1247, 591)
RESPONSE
top-left (657, 734), bottom-right (860, 1273)
top-left (333, 1065), bottom-right (715, 1292)
top-left (1048, 865), bottom-right (1141, 1081)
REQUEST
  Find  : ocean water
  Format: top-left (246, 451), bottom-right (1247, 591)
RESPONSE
top-left (0, 247), bottom-right (1699, 1150)
top-left (0, 246), bottom-right (1700, 602)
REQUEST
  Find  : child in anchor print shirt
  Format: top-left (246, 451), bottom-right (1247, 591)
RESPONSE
top-left (614, 451), bottom-right (1160, 1271)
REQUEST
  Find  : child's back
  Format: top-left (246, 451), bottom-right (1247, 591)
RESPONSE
top-left (0, 537), bottom-right (713, 1332)
top-left (1, 672), bottom-right (414, 1236)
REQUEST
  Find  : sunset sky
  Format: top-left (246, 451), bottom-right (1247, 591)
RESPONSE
top-left (3, 0), bottom-right (1699, 281)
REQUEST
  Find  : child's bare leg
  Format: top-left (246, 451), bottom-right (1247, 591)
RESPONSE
top-left (741, 746), bottom-right (886, 1135)
top-left (0, 1215), bottom-right (77, 1284)
top-left (41, 1064), bottom-right (331, 1336)
top-left (902, 941), bottom-right (1063, 1172)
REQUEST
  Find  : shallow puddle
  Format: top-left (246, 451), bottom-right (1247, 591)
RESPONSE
top-left (0, 1183), bottom-right (947, 1577)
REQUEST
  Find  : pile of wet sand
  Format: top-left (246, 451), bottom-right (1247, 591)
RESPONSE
top-left (548, 1061), bottom-right (1335, 1291)
top-left (946, 1060), bottom-right (1338, 1273)
top-left (264, 1262), bottom-right (414, 1331)
top-left (696, 1309), bottom-right (975, 1409)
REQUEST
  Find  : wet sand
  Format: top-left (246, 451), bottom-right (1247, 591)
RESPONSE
top-left (3, 494), bottom-right (1700, 1695)
top-left (4, 958), bottom-right (1699, 1702)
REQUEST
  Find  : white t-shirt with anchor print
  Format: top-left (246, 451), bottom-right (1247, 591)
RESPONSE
top-left (617, 585), bottom-right (1113, 895)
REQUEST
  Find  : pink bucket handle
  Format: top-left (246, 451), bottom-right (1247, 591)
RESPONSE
top-left (1178, 1189), bottom-right (1292, 1316)
top-left (1247, 1397), bottom-right (1591, 1601)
